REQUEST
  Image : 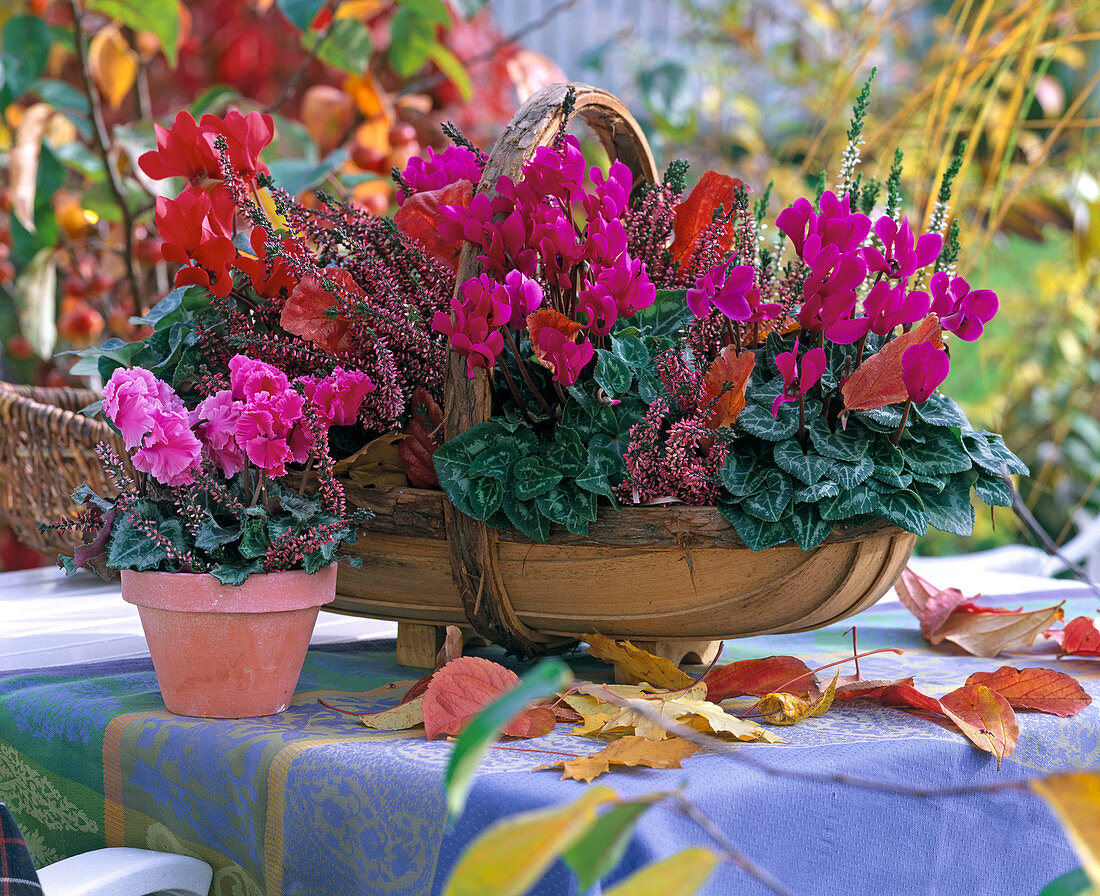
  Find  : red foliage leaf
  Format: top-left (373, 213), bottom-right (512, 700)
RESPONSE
top-left (839, 681), bottom-right (945, 715)
top-left (502, 706), bottom-right (556, 738)
top-left (398, 670), bottom-right (435, 706)
top-left (704, 656), bottom-right (817, 702)
top-left (393, 179), bottom-right (473, 272)
top-left (701, 345), bottom-right (755, 430)
top-left (894, 567), bottom-right (975, 637)
top-left (833, 676), bottom-right (916, 701)
top-left (939, 684), bottom-right (1018, 765)
top-left (965, 666), bottom-right (1092, 717)
top-left (280, 271), bottom-right (358, 355)
top-left (421, 656), bottom-right (520, 740)
top-left (841, 315), bottom-right (944, 412)
top-left (526, 308), bottom-right (586, 371)
top-left (1051, 616), bottom-right (1100, 656)
top-left (669, 170), bottom-right (744, 269)
top-left (398, 387), bottom-right (444, 488)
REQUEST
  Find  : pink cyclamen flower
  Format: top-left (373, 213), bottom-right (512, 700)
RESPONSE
top-left (191, 390), bottom-right (248, 476)
top-left (301, 367), bottom-right (376, 427)
top-left (229, 354), bottom-right (290, 402)
top-left (131, 407), bottom-right (203, 486)
top-left (777, 191), bottom-right (871, 260)
top-left (687, 262), bottom-right (754, 320)
top-left (501, 270), bottom-right (544, 329)
top-left (902, 342), bottom-right (950, 403)
top-left (928, 271), bottom-right (998, 341)
top-left (432, 274), bottom-right (511, 376)
top-left (103, 367), bottom-right (185, 450)
top-left (397, 145), bottom-right (484, 204)
top-left (771, 337), bottom-right (828, 417)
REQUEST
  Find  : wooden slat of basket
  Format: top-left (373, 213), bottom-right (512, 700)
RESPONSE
top-left (442, 83), bottom-right (658, 656)
top-left (0, 382), bottom-right (125, 557)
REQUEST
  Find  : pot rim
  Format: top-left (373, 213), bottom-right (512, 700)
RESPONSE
top-left (120, 563), bottom-right (338, 614)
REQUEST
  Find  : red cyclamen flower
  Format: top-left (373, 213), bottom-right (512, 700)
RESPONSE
top-left (155, 187), bottom-right (237, 297)
top-left (138, 110), bottom-right (220, 183)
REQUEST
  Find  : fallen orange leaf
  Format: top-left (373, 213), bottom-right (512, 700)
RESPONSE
top-left (423, 656), bottom-right (523, 740)
top-left (757, 672), bottom-right (838, 725)
top-left (1049, 616), bottom-right (1100, 657)
top-left (842, 315), bottom-right (943, 412)
top-left (939, 684), bottom-right (1018, 767)
top-left (700, 345), bottom-right (755, 430)
top-left (584, 633), bottom-right (694, 690)
top-left (669, 170), bottom-right (744, 269)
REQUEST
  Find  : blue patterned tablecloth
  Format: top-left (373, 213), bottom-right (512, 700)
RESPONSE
top-left (2, 589), bottom-right (1099, 896)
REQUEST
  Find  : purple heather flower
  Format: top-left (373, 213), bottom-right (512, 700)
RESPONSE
top-left (771, 337), bottom-right (827, 417)
top-left (864, 215), bottom-right (943, 281)
top-left (902, 342), bottom-right (950, 402)
top-left (928, 271), bottom-right (998, 341)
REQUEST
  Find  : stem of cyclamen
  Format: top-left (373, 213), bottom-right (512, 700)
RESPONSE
top-left (854, 332), bottom-right (868, 368)
top-left (503, 327), bottom-right (555, 417)
top-left (798, 392), bottom-right (807, 445)
top-left (251, 475), bottom-right (264, 507)
top-left (496, 355), bottom-right (526, 412)
top-left (892, 399), bottom-right (912, 445)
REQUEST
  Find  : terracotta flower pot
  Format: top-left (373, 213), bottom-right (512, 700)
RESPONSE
top-left (121, 564), bottom-right (337, 718)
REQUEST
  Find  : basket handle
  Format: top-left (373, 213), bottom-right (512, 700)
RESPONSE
top-left (442, 82), bottom-right (658, 655)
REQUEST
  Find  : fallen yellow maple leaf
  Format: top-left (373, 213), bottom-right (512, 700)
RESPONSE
top-left (585, 633), bottom-right (695, 690)
top-left (536, 735), bottom-right (701, 783)
top-left (359, 695), bottom-right (425, 731)
top-left (757, 672), bottom-right (839, 725)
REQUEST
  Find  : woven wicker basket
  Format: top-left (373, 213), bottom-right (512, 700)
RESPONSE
top-left (330, 83), bottom-right (918, 666)
top-left (0, 383), bottom-right (125, 557)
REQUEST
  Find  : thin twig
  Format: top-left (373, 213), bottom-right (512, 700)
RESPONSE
top-left (596, 690), bottom-right (1028, 800)
top-left (670, 793), bottom-right (799, 896)
top-left (68, 0), bottom-right (145, 315)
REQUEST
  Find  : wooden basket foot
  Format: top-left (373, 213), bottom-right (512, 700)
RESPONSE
top-left (396, 622), bottom-right (445, 668)
top-left (628, 639), bottom-right (723, 674)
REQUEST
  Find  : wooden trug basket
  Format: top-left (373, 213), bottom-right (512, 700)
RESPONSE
top-left (333, 82), bottom-right (918, 667)
top-left (0, 383), bottom-right (125, 557)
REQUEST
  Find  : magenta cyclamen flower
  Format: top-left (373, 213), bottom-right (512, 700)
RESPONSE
top-left (582, 159), bottom-right (633, 222)
top-left (902, 342), bottom-right (950, 403)
top-left (532, 325), bottom-right (594, 386)
top-left (432, 274), bottom-right (511, 376)
top-left (826, 280), bottom-right (931, 344)
top-left (501, 270), bottom-right (544, 329)
top-left (131, 406), bottom-right (203, 486)
top-left (235, 389), bottom-right (309, 478)
top-left (863, 216), bottom-right (942, 281)
top-left (396, 145), bottom-right (483, 204)
top-left (777, 191), bottom-right (871, 259)
top-left (928, 271), bottom-right (998, 341)
top-left (771, 338), bottom-right (828, 417)
top-left (797, 249), bottom-right (867, 333)
top-left (103, 367), bottom-right (186, 450)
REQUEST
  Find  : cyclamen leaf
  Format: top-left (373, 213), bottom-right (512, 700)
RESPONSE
top-left (701, 345), bottom-right (755, 430)
top-left (808, 417), bottom-right (868, 462)
top-left (468, 444), bottom-right (519, 482)
top-left (741, 469), bottom-right (793, 522)
top-left (738, 401), bottom-right (799, 440)
top-left (720, 504), bottom-right (791, 551)
top-left (974, 470), bottom-right (1014, 507)
top-left (964, 667), bottom-right (1092, 717)
top-left (594, 350), bottom-right (633, 396)
top-left (511, 456), bottom-right (562, 501)
top-left (875, 489), bottom-right (927, 535)
top-left (788, 505), bottom-right (834, 551)
top-left (467, 477), bottom-right (504, 520)
top-left (920, 475), bottom-right (976, 536)
top-left (720, 452), bottom-right (769, 497)
top-left (817, 483), bottom-right (879, 522)
top-left (542, 427), bottom-right (588, 476)
top-left (794, 480), bottom-right (840, 503)
top-left (773, 438), bottom-right (832, 485)
top-left (611, 334), bottom-right (650, 369)
top-left (704, 655), bottom-right (818, 702)
top-left (830, 455), bottom-right (875, 489)
top-left (502, 497), bottom-right (550, 542)
top-left (842, 314), bottom-right (944, 411)
top-left (914, 392), bottom-right (969, 427)
top-left (903, 434), bottom-right (973, 476)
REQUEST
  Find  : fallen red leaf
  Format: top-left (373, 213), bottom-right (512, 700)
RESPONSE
top-left (833, 676), bottom-right (916, 701)
top-left (847, 682), bottom-right (945, 715)
top-left (398, 669), bottom-right (435, 706)
top-left (895, 566), bottom-right (1064, 656)
top-left (704, 656), bottom-right (818, 702)
top-left (280, 271), bottom-right (359, 355)
top-left (422, 656), bottom-right (519, 740)
top-left (501, 706), bottom-right (556, 738)
top-left (1049, 616), bottom-right (1100, 657)
top-left (965, 666), bottom-right (1092, 717)
top-left (842, 315), bottom-right (943, 412)
top-left (392, 179), bottom-right (473, 271)
top-left (669, 170), bottom-right (744, 269)
top-left (939, 684), bottom-right (1018, 766)
top-left (701, 345), bottom-right (755, 430)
